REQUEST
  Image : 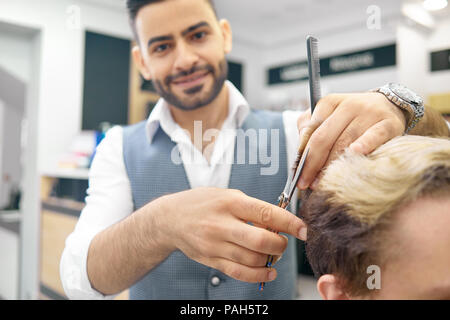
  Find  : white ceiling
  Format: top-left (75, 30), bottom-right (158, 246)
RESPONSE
top-left (81, 0), bottom-right (449, 47)
top-left (214, 0), bottom-right (402, 47)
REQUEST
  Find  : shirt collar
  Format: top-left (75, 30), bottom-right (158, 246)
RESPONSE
top-left (145, 80), bottom-right (250, 144)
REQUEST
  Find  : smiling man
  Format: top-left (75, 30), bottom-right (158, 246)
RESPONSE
top-left (133, 1), bottom-right (230, 114)
top-left (60, 0), bottom-right (450, 300)
top-left (144, 20), bottom-right (229, 110)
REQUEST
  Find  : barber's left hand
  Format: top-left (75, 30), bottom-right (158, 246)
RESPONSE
top-left (296, 92), bottom-right (406, 190)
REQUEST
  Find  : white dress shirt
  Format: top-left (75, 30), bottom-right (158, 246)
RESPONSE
top-left (60, 81), bottom-right (303, 299)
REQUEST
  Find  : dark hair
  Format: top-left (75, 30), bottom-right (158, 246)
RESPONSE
top-left (126, 0), bottom-right (218, 42)
top-left (300, 191), bottom-right (388, 298)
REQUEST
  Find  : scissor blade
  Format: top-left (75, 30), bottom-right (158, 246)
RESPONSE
top-left (286, 147), bottom-right (309, 201)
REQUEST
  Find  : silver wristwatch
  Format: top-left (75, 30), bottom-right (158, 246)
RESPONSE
top-left (372, 83), bottom-right (425, 133)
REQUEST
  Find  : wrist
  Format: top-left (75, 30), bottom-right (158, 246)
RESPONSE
top-left (398, 107), bottom-right (410, 129)
top-left (388, 94), bottom-right (410, 130)
top-left (138, 195), bottom-right (177, 256)
top-left (371, 83), bottom-right (424, 133)
top-left (373, 91), bottom-right (408, 130)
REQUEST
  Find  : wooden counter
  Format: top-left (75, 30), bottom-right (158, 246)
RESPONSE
top-left (39, 174), bottom-right (128, 300)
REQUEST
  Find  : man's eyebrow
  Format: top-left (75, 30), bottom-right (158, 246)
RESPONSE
top-left (181, 21), bottom-right (211, 37)
top-left (147, 35), bottom-right (173, 48)
top-left (147, 21), bottom-right (211, 48)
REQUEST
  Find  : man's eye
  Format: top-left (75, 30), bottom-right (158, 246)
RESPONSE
top-left (155, 44), bottom-right (169, 53)
top-left (192, 31), bottom-right (206, 40)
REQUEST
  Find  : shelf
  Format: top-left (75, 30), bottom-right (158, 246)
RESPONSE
top-left (41, 197), bottom-right (85, 218)
top-left (41, 167), bottom-right (89, 180)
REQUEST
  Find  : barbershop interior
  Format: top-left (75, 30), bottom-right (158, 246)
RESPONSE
top-left (0, 0), bottom-right (449, 300)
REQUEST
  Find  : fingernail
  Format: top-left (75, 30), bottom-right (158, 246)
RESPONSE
top-left (350, 142), bottom-right (363, 153)
top-left (298, 177), bottom-right (309, 190)
top-left (268, 270), bottom-right (276, 281)
top-left (298, 227), bottom-right (307, 241)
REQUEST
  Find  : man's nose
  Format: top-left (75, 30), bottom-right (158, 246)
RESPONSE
top-left (173, 41), bottom-right (199, 71)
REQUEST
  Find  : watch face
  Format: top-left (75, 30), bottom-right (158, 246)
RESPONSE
top-left (389, 83), bottom-right (423, 105)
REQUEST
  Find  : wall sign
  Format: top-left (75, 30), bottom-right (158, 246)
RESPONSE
top-left (268, 43), bottom-right (396, 85)
top-left (431, 49), bottom-right (450, 72)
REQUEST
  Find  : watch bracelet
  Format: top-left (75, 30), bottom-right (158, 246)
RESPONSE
top-left (371, 87), bottom-right (421, 133)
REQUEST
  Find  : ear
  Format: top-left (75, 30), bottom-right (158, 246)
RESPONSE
top-left (218, 19), bottom-right (232, 54)
top-left (132, 45), bottom-right (152, 81)
top-left (317, 274), bottom-right (350, 300)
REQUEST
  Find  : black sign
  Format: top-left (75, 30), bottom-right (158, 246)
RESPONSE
top-left (431, 49), bottom-right (450, 72)
top-left (82, 31), bottom-right (130, 130)
top-left (268, 43), bottom-right (396, 85)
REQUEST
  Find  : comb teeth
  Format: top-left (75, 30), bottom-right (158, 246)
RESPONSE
top-left (292, 152), bottom-right (302, 173)
top-left (309, 39), bottom-right (320, 68)
top-left (307, 35), bottom-right (322, 114)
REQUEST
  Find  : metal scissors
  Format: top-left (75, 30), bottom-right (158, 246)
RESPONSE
top-left (258, 146), bottom-right (310, 291)
top-left (258, 35), bottom-right (320, 291)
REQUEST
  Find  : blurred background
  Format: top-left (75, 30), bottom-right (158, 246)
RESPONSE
top-left (0, 0), bottom-right (449, 300)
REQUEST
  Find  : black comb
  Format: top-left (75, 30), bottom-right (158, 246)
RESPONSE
top-left (306, 35), bottom-right (322, 114)
top-left (291, 36), bottom-right (322, 172)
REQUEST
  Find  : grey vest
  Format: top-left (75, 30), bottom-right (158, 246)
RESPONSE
top-left (122, 109), bottom-right (297, 299)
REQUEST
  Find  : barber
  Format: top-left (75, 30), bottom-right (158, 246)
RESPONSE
top-left (60, 0), bottom-right (450, 300)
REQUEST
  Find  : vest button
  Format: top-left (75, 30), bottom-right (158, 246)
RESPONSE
top-left (210, 276), bottom-right (221, 287)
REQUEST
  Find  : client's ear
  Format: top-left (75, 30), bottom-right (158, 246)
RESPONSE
top-left (317, 274), bottom-right (350, 300)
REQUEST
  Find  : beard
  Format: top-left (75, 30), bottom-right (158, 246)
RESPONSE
top-left (153, 58), bottom-right (228, 111)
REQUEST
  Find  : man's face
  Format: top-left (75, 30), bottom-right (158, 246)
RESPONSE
top-left (133, 0), bottom-right (231, 111)
top-left (374, 196), bottom-right (450, 299)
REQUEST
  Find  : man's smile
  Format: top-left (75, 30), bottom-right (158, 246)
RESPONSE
top-left (172, 70), bottom-right (211, 89)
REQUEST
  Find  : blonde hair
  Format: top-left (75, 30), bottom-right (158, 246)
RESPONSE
top-left (319, 135), bottom-right (450, 225)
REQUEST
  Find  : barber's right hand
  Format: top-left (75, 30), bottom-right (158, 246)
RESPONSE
top-left (155, 187), bottom-right (307, 284)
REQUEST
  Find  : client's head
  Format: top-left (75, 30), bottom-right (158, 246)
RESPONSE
top-left (301, 135), bottom-right (450, 300)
